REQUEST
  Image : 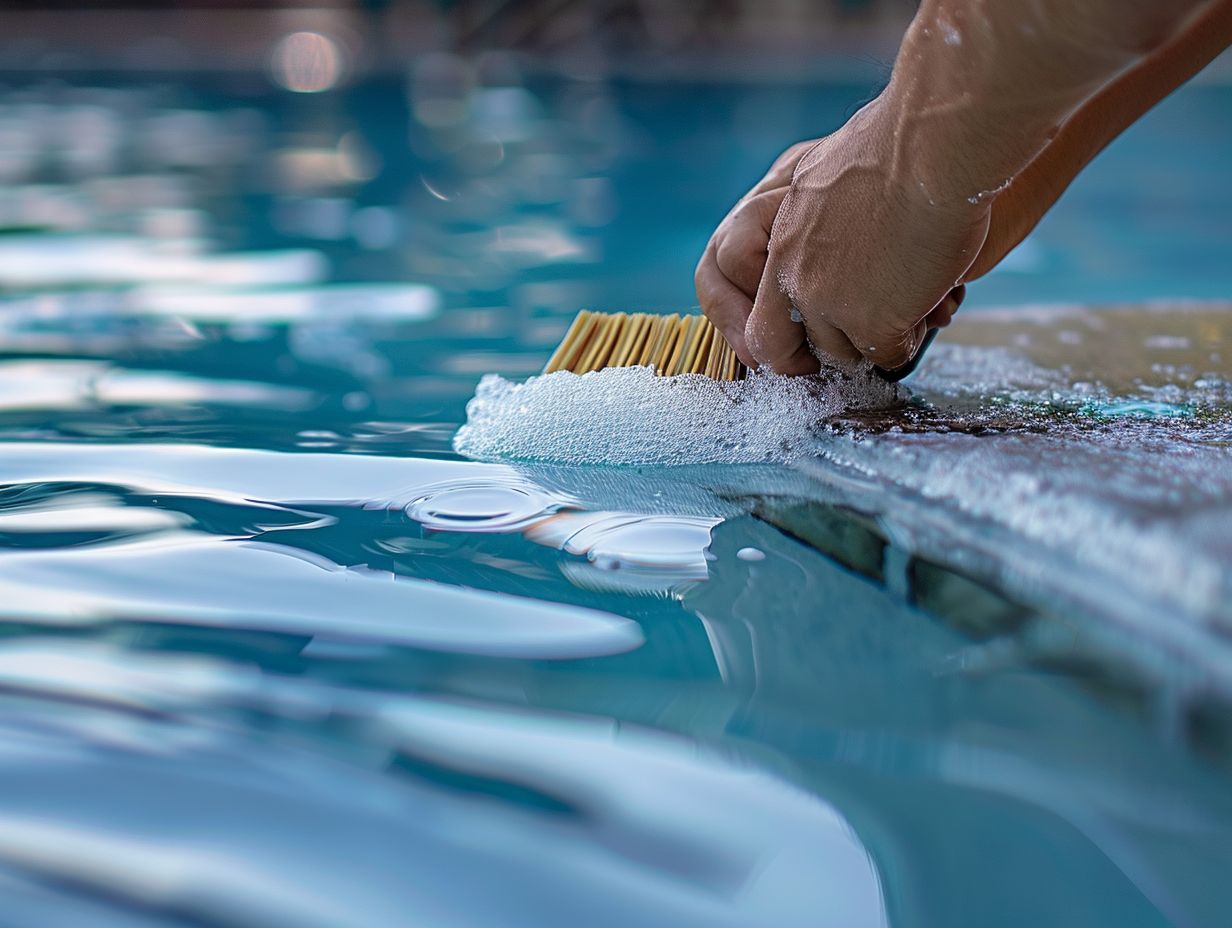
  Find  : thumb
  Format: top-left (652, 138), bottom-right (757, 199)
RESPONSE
top-left (745, 261), bottom-right (819, 375)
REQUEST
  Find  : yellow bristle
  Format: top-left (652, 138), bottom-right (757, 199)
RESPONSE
top-left (605, 314), bottom-right (631, 367)
top-left (673, 316), bottom-right (696, 375)
top-left (612, 313), bottom-right (648, 367)
top-left (679, 316), bottom-right (707, 375)
top-left (690, 317), bottom-right (713, 376)
top-left (604, 313), bottom-right (631, 366)
top-left (635, 315), bottom-right (663, 367)
top-left (663, 316), bottom-right (693, 375)
top-left (703, 325), bottom-right (722, 378)
top-left (704, 327), bottom-right (722, 379)
top-left (545, 311), bottom-right (596, 374)
top-left (625, 315), bottom-right (655, 364)
top-left (653, 315), bottom-right (679, 372)
top-left (577, 312), bottom-right (624, 373)
top-left (570, 314), bottom-right (605, 373)
top-left (640, 315), bottom-right (661, 362)
top-left (652, 314), bottom-right (682, 374)
top-left (545, 311), bottom-right (746, 381)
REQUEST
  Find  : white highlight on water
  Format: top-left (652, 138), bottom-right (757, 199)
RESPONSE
top-left (454, 363), bottom-right (900, 466)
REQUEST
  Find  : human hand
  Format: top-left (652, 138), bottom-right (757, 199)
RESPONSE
top-left (697, 0), bottom-right (1218, 376)
top-left (693, 139), bottom-right (817, 368)
top-left (698, 97), bottom-right (984, 375)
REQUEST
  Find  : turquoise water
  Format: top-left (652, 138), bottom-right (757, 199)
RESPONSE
top-left (0, 74), bottom-right (1230, 927)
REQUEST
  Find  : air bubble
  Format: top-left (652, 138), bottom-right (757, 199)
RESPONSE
top-left (578, 516), bottom-right (716, 571)
top-left (454, 364), bottom-right (900, 465)
top-left (405, 478), bottom-right (563, 531)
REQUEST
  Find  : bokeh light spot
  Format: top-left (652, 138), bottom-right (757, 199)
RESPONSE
top-left (270, 32), bottom-right (343, 94)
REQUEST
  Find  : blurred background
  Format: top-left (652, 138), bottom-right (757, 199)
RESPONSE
top-left (2, 1), bottom-right (915, 75)
top-left (0, 10), bottom-right (1231, 926)
top-left (0, 0), bottom-right (1230, 440)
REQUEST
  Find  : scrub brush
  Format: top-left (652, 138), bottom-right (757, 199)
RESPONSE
top-left (543, 310), bottom-right (938, 382)
top-left (544, 311), bottom-right (745, 380)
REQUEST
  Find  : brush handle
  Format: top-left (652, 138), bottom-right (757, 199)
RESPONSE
top-left (872, 283), bottom-right (964, 382)
top-left (874, 328), bottom-right (939, 383)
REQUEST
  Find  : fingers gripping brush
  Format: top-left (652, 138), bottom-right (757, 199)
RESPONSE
top-left (537, 2), bottom-right (1232, 384)
top-left (461, 301), bottom-right (944, 464)
top-left (544, 291), bottom-right (962, 381)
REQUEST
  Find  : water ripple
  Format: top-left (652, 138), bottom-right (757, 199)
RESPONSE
top-left (0, 638), bottom-right (886, 928)
top-left (0, 536), bottom-right (642, 659)
top-left (405, 477), bottom-right (569, 533)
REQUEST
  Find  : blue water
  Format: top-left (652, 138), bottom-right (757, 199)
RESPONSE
top-left (0, 70), bottom-right (1230, 927)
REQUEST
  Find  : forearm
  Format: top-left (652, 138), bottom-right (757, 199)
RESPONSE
top-left (883, 0), bottom-right (1216, 202)
top-left (965, 0), bottom-right (1232, 279)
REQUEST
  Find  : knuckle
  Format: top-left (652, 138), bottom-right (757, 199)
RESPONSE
top-left (784, 140), bottom-right (813, 160)
top-left (694, 251), bottom-right (721, 292)
top-left (694, 271), bottom-right (721, 310)
top-left (715, 240), bottom-right (765, 288)
top-left (693, 257), bottom-right (709, 289)
top-left (752, 190), bottom-right (788, 231)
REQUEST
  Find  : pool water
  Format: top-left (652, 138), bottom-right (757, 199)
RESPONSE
top-left (0, 72), bottom-right (1230, 927)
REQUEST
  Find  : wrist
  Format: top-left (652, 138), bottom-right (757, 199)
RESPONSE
top-left (881, 0), bottom-right (1176, 207)
top-left (871, 81), bottom-right (1037, 213)
top-left (880, 34), bottom-right (1065, 206)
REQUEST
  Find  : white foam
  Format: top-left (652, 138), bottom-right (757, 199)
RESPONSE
top-left (454, 363), bottom-right (900, 465)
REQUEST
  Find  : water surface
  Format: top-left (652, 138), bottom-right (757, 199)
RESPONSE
top-left (0, 75), bottom-right (1229, 927)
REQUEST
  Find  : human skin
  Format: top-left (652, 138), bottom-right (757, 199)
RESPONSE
top-left (696, 0), bottom-right (1231, 374)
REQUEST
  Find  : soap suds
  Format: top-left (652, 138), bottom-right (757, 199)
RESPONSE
top-left (454, 363), bottom-right (900, 465)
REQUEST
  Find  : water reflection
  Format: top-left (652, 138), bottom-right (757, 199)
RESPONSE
top-left (0, 638), bottom-right (885, 928)
top-left (404, 475), bottom-right (721, 593)
top-left (0, 75), bottom-right (1229, 928)
top-left (818, 306), bottom-right (1232, 699)
top-left (0, 441), bottom-right (1227, 925)
top-left (0, 488), bottom-right (188, 543)
top-left (406, 477), bottom-right (567, 533)
top-left (0, 236), bottom-right (326, 290)
top-left (0, 438), bottom-right (1228, 924)
top-left (0, 532), bottom-right (641, 659)
top-left (528, 511), bottom-right (718, 597)
top-left (688, 516), bottom-right (1232, 928)
top-left (531, 512), bottom-right (716, 571)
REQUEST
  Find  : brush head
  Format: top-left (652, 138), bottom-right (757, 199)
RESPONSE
top-left (544, 308), bottom-right (946, 382)
top-left (544, 311), bottom-right (746, 379)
